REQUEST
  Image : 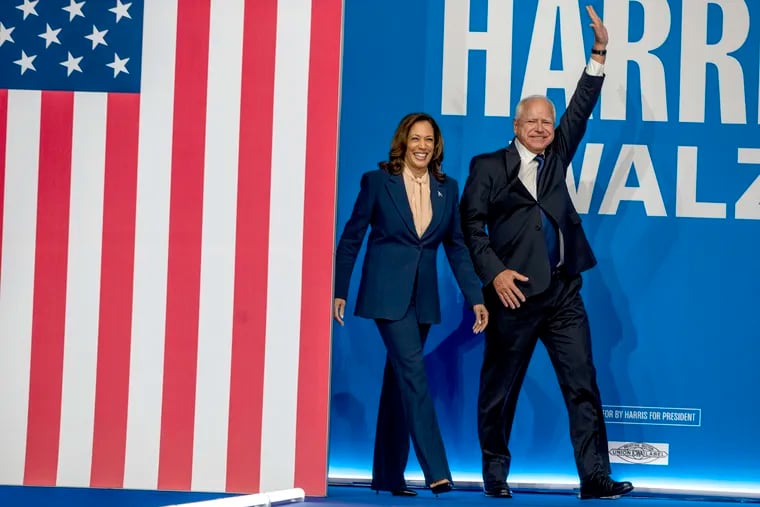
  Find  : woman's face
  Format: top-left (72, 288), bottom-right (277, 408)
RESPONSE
top-left (404, 121), bottom-right (434, 172)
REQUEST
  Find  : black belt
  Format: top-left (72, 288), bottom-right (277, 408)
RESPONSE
top-left (551, 265), bottom-right (566, 278)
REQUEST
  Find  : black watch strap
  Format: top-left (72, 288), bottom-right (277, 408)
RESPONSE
top-left (591, 48), bottom-right (607, 55)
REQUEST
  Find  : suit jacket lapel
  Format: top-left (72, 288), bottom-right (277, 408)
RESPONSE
top-left (503, 145), bottom-right (533, 199)
top-left (536, 147), bottom-right (554, 197)
top-left (422, 176), bottom-right (445, 240)
top-left (385, 173), bottom-right (418, 237)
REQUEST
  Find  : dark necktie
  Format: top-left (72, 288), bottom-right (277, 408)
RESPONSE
top-left (535, 154), bottom-right (560, 267)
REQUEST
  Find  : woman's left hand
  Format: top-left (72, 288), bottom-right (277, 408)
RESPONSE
top-left (472, 304), bottom-right (489, 334)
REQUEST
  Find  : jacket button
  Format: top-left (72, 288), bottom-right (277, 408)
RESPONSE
top-left (535, 224), bottom-right (541, 231)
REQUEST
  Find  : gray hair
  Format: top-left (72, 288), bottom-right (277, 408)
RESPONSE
top-left (514, 95), bottom-right (556, 122)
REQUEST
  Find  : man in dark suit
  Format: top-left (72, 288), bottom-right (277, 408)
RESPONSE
top-left (459, 6), bottom-right (633, 500)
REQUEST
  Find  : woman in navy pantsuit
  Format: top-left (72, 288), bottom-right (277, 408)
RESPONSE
top-left (333, 113), bottom-right (488, 496)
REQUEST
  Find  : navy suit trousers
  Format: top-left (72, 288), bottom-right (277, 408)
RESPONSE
top-left (372, 302), bottom-right (451, 489)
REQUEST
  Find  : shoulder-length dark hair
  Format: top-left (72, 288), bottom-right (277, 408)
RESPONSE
top-left (378, 112), bottom-right (445, 182)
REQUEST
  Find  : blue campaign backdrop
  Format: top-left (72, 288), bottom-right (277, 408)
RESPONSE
top-left (329, 0), bottom-right (760, 495)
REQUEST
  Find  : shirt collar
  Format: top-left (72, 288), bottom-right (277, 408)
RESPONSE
top-left (403, 165), bottom-right (429, 184)
top-left (513, 137), bottom-right (543, 164)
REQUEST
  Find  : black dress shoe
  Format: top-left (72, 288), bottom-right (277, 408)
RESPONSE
top-left (391, 489), bottom-right (418, 497)
top-left (483, 484), bottom-right (512, 498)
top-left (580, 474), bottom-right (634, 499)
top-left (430, 481), bottom-right (453, 496)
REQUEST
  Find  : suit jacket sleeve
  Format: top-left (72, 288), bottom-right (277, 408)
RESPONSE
top-left (442, 179), bottom-right (484, 307)
top-left (459, 156), bottom-right (507, 286)
top-left (552, 70), bottom-right (604, 166)
top-left (334, 172), bottom-right (376, 300)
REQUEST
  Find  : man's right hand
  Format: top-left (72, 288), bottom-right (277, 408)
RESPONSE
top-left (493, 269), bottom-right (529, 309)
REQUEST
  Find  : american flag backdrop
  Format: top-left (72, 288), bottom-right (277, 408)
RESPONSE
top-left (0, 0), bottom-right (341, 496)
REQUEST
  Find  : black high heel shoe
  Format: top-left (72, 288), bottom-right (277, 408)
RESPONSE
top-left (374, 488), bottom-right (418, 497)
top-left (430, 480), bottom-right (453, 496)
top-left (391, 489), bottom-right (418, 497)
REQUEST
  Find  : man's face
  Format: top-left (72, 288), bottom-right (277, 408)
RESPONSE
top-left (513, 98), bottom-right (555, 154)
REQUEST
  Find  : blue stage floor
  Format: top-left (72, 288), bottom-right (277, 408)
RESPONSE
top-left (1, 484), bottom-right (758, 507)
top-left (0, 484), bottom-right (233, 506)
top-left (312, 486), bottom-right (758, 507)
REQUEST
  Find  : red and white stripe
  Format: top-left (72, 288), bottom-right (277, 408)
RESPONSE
top-left (0, 0), bottom-right (341, 495)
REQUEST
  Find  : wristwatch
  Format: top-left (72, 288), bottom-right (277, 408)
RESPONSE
top-left (591, 48), bottom-right (607, 56)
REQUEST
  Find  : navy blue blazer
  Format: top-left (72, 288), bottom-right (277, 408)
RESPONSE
top-left (334, 169), bottom-right (483, 324)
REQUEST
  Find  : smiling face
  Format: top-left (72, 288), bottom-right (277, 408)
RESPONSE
top-left (404, 120), bottom-right (434, 172)
top-left (513, 97), bottom-right (555, 154)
